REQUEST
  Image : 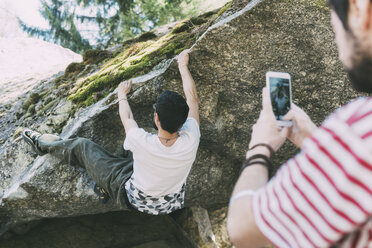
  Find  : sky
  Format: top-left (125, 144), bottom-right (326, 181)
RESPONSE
top-left (0, 0), bottom-right (101, 40)
top-left (0, 0), bottom-right (104, 43)
top-left (0, 0), bottom-right (82, 101)
top-left (0, 0), bottom-right (48, 30)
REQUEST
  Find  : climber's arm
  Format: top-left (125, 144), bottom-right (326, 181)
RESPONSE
top-left (228, 87), bottom-right (289, 247)
top-left (227, 147), bottom-right (271, 248)
top-left (178, 50), bottom-right (200, 125)
top-left (118, 80), bottom-right (138, 133)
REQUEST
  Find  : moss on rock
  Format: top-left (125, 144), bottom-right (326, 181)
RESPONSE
top-left (217, 1), bottom-right (232, 17)
top-left (199, 10), bottom-right (216, 19)
top-left (66, 5), bottom-right (230, 107)
top-left (37, 99), bottom-right (57, 116)
top-left (13, 127), bottom-right (24, 139)
top-left (83, 49), bottom-right (113, 65)
top-left (65, 63), bottom-right (85, 78)
top-left (172, 21), bottom-right (192, 34)
top-left (53, 75), bottom-right (67, 86)
top-left (171, 15), bottom-right (212, 34)
top-left (22, 93), bottom-right (41, 112)
top-left (55, 50), bottom-right (112, 88)
top-left (68, 31), bottom-right (199, 106)
top-left (136, 32), bottom-right (158, 42)
top-left (28, 104), bottom-right (36, 115)
top-left (122, 32), bottom-right (158, 47)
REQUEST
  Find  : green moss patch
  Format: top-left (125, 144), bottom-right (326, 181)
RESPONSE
top-left (171, 9), bottom-right (221, 35)
top-left (22, 93), bottom-right (41, 112)
top-left (28, 104), bottom-right (36, 115)
top-left (199, 11), bottom-right (216, 19)
top-left (13, 127), bottom-right (24, 139)
top-left (123, 32), bottom-right (158, 47)
top-left (217, 1), bottom-right (232, 17)
top-left (65, 63), bottom-right (85, 78)
top-left (55, 49), bottom-right (113, 86)
top-left (68, 31), bottom-right (198, 106)
top-left (67, 6), bottom-right (230, 107)
top-left (37, 99), bottom-right (58, 116)
top-left (171, 15), bottom-right (212, 34)
top-left (172, 22), bottom-right (192, 34)
top-left (83, 49), bottom-right (113, 65)
top-left (136, 32), bottom-right (158, 42)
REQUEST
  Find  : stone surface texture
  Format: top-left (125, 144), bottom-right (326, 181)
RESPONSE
top-left (0, 0), bottom-right (362, 246)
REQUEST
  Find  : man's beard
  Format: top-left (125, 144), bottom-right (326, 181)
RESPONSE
top-left (347, 56), bottom-right (372, 93)
top-left (345, 33), bottom-right (372, 94)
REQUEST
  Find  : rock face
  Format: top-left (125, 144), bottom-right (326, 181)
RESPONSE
top-left (0, 0), bottom-right (362, 245)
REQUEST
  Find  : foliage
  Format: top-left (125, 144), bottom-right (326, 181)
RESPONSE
top-left (20, 0), bottom-right (200, 53)
top-left (19, 0), bottom-right (91, 53)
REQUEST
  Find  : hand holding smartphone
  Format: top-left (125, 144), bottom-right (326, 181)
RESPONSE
top-left (266, 71), bottom-right (292, 127)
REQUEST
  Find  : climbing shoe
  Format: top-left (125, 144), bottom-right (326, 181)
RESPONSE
top-left (94, 184), bottom-right (110, 204)
top-left (22, 129), bottom-right (46, 156)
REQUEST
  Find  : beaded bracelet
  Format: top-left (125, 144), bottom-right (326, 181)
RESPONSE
top-left (249, 143), bottom-right (274, 157)
top-left (240, 154), bottom-right (273, 177)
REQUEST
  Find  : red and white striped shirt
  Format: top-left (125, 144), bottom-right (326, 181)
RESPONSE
top-left (252, 97), bottom-right (372, 248)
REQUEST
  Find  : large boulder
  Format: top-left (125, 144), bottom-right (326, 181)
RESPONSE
top-left (0, 0), bottom-right (361, 243)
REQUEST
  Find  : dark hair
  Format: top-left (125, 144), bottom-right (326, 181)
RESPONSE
top-left (328, 0), bottom-right (350, 29)
top-left (155, 90), bottom-right (189, 133)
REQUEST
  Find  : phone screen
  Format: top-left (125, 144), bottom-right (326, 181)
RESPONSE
top-left (269, 77), bottom-right (291, 120)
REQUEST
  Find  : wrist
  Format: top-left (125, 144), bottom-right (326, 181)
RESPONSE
top-left (118, 93), bottom-right (127, 98)
top-left (241, 153), bottom-right (273, 177)
top-left (118, 94), bottom-right (127, 102)
top-left (246, 146), bottom-right (271, 159)
top-left (178, 64), bottom-right (188, 70)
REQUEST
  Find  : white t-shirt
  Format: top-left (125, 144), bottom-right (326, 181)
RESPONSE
top-left (123, 117), bottom-right (200, 197)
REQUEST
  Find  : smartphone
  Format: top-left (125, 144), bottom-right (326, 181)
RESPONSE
top-left (266, 71), bottom-right (292, 127)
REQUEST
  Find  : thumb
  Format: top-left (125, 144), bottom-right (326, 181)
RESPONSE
top-left (282, 110), bottom-right (294, 121)
top-left (278, 126), bottom-right (289, 139)
top-left (262, 87), bottom-right (272, 112)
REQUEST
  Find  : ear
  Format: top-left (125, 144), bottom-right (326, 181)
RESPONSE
top-left (352, 0), bottom-right (372, 30)
top-left (155, 113), bottom-right (161, 126)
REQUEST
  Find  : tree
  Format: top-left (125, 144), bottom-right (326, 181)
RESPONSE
top-left (20, 0), bottom-right (200, 53)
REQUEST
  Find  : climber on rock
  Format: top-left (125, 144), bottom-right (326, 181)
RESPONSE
top-left (22, 50), bottom-right (200, 215)
top-left (228, 0), bottom-right (372, 247)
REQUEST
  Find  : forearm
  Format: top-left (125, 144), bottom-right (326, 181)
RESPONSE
top-left (119, 96), bottom-right (134, 125)
top-left (231, 147), bottom-right (270, 197)
top-left (179, 65), bottom-right (198, 101)
top-left (231, 165), bottom-right (268, 196)
top-left (228, 147), bottom-right (271, 248)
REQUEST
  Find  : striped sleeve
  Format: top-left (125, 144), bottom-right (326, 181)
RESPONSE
top-left (252, 97), bottom-right (372, 248)
top-left (334, 220), bottom-right (372, 248)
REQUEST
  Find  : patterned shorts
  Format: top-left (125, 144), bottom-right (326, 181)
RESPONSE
top-left (124, 178), bottom-right (185, 215)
